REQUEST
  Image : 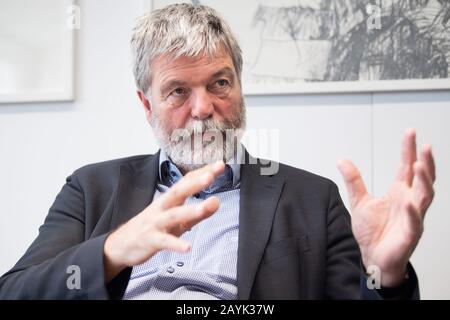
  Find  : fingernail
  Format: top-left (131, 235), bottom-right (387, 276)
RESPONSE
top-left (406, 128), bottom-right (416, 135)
top-left (337, 159), bottom-right (347, 171)
top-left (195, 203), bottom-right (204, 213)
top-left (213, 161), bottom-right (224, 170)
top-left (202, 173), bottom-right (212, 184)
top-left (413, 161), bottom-right (422, 171)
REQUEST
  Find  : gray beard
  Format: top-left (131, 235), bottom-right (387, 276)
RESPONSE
top-left (150, 109), bottom-right (246, 173)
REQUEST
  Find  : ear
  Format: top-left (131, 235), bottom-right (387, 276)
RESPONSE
top-left (137, 90), bottom-right (152, 123)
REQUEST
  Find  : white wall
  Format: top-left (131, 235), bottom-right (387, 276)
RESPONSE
top-left (0, 0), bottom-right (449, 299)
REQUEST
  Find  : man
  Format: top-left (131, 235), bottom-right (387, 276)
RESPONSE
top-left (0, 4), bottom-right (435, 299)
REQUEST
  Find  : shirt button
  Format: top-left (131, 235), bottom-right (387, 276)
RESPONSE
top-left (170, 171), bottom-right (177, 177)
top-left (176, 261), bottom-right (184, 267)
top-left (194, 193), bottom-right (200, 198)
top-left (166, 266), bottom-right (175, 273)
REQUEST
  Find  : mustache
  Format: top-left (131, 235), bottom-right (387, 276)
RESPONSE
top-left (170, 118), bottom-right (234, 136)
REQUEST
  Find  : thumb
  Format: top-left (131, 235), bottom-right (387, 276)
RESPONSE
top-left (337, 159), bottom-right (368, 209)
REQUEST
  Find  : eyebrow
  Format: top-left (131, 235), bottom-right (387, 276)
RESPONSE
top-left (210, 67), bottom-right (235, 80)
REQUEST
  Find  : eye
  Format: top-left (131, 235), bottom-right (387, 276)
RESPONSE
top-left (171, 87), bottom-right (189, 96)
top-left (209, 79), bottom-right (231, 94)
top-left (216, 79), bottom-right (229, 87)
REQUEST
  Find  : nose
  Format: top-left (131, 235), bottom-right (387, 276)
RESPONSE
top-left (190, 89), bottom-right (214, 120)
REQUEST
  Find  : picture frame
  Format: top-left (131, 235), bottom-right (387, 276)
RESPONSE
top-left (0, 0), bottom-right (75, 103)
top-left (149, 0), bottom-right (450, 95)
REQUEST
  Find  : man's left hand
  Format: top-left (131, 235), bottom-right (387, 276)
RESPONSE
top-left (338, 128), bottom-right (436, 287)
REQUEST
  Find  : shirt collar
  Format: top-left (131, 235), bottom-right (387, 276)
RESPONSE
top-left (158, 148), bottom-right (242, 192)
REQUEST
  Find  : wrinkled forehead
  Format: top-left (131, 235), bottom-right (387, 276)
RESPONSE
top-left (150, 46), bottom-right (237, 84)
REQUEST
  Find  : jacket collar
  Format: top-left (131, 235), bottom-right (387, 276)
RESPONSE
top-left (110, 150), bottom-right (161, 230)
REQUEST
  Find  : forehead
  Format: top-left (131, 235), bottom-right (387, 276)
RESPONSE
top-left (151, 48), bottom-right (236, 84)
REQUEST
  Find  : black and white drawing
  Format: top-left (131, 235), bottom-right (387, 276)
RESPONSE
top-left (152, 0), bottom-right (450, 94)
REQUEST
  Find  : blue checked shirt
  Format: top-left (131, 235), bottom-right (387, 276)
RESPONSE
top-left (123, 152), bottom-right (241, 300)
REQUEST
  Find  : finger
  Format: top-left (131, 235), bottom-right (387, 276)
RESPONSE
top-left (156, 196), bottom-right (220, 231)
top-left (149, 232), bottom-right (191, 253)
top-left (337, 159), bottom-right (369, 209)
top-left (180, 196), bottom-right (220, 230)
top-left (419, 144), bottom-right (436, 183)
top-left (157, 161), bottom-right (225, 209)
top-left (412, 162), bottom-right (434, 215)
top-left (403, 201), bottom-right (423, 245)
top-left (396, 128), bottom-right (417, 186)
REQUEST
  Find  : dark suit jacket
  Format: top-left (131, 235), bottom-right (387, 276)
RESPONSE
top-left (0, 151), bottom-right (419, 299)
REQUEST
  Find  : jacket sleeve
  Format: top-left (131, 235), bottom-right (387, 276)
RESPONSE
top-left (325, 182), bottom-right (419, 300)
top-left (0, 171), bottom-right (111, 299)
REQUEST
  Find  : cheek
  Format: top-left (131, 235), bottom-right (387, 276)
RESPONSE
top-left (161, 104), bottom-right (192, 131)
top-left (216, 94), bottom-right (242, 119)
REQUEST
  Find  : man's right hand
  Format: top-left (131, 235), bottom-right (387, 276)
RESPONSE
top-left (103, 161), bottom-right (225, 282)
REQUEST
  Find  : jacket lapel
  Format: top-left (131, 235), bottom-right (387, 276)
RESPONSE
top-left (107, 151), bottom-right (161, 299)
top-left (110, 151), bottom-right (160, 230)
top-left (237, 154), bottom-right (285, 299)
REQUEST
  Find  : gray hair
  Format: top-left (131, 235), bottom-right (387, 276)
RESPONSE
top-left (131, 3), bottom-right (243, 94)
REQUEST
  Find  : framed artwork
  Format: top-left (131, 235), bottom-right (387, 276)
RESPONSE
top-left (0, 0), bottom-right (75, 103)
top-left (149, 0), bottom-right (450, 95)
